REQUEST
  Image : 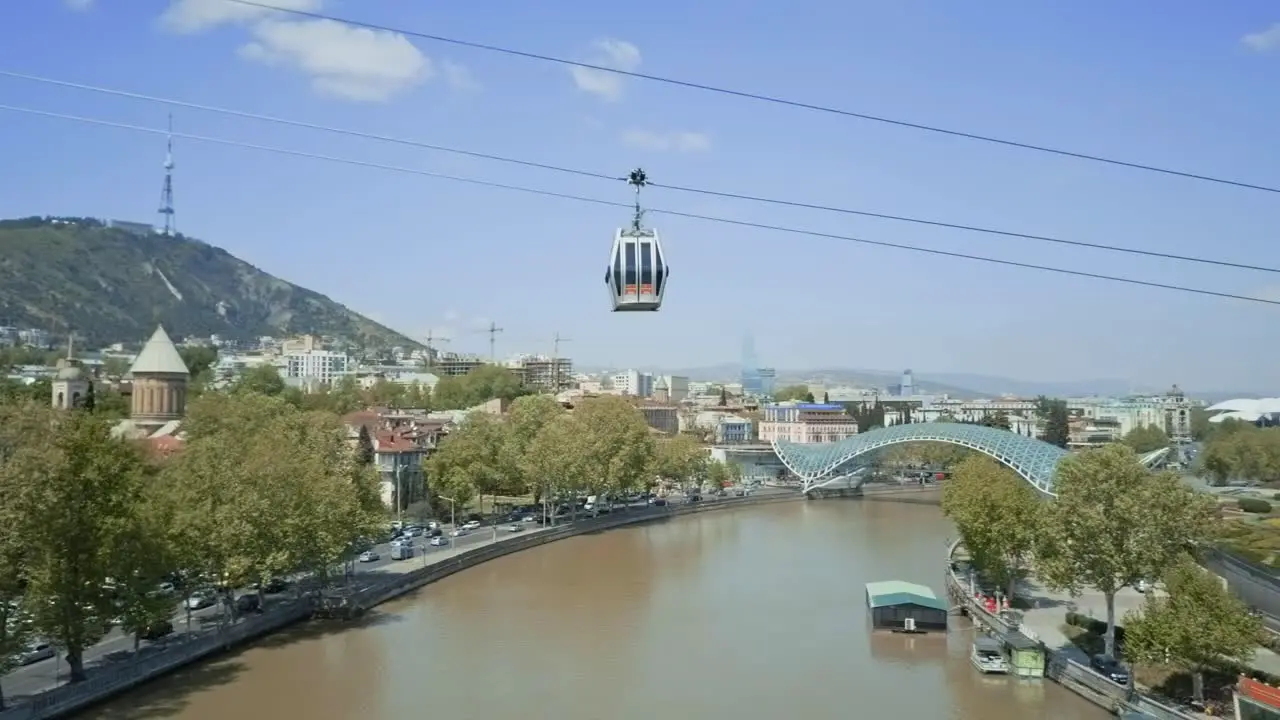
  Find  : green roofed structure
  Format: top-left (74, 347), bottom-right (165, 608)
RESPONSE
top-left (865, 580), bottom-right (948, 632)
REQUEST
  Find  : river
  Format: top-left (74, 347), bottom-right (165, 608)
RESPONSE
top-left (80, 497), bottom-right (1107, 720)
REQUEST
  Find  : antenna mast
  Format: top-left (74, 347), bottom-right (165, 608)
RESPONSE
top-left (485, 321), bottom-right (504, 362)
top-left (627, 168), bottom-right (648, 232)
top-left (158, 113), bottom-right (176, 236)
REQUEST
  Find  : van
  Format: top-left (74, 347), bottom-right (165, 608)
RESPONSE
top-left (391, 543), bottom-right (414, 561)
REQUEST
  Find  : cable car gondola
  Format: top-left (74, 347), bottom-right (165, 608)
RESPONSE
top-left (606, 168), bottom-right (669, 312)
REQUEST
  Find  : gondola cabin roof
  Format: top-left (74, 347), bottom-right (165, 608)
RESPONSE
top-left (865, 581), bottom-right (948, 612)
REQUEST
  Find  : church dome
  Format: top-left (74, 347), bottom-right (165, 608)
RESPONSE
top-left (55, 360), bottom-right (83, 381)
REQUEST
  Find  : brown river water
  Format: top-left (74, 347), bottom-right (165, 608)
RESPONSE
top-left (80, 498), bottom-right (1106, 720)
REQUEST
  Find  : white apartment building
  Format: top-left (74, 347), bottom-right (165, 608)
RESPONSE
top-left (611, 369), bottom-right (654, 397)
top-left (285, 349), bottom-right (351, 384)
top-left (759, 401), bottom-right (859, 444)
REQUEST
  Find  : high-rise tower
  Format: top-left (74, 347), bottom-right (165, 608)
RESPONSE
top-left (157, 114), bottom-right (176, 236)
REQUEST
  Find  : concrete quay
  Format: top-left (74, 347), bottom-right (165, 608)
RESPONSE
top-left (0, 489), bottom-right (810, 720)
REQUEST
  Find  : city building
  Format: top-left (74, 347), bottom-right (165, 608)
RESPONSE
top-left (429, 352), bottom-right (487, 377)
top-left (759, 401), bottom-right (859, 444)
top-left (660, 375), bottom-right (690, 402)
top-left (611, 369), bottom-right (654, 397)
top-left (757, 368), bottom-right (777, 398)
top-left (639, 403), bottom-right (680, 435)
top-left (507, 354), bottom-right (574, 392)
top-left (111, 325), bottom-right (190, 443)
top-left (284, 349), bottom-right (351, 384)
top-left (715, 416), bottom-right (753, 444)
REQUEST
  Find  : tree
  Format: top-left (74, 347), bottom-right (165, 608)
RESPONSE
top-left (1123, 555), bottom-right (1261, 704)
top-left (1123, 425), bottom-right (1169, 454)
top-left (234, 363), bottom-right (285, 397)
top-left (2, 409), bottom-right (154, 681)
top-left (1197, 426), bottom-right (1280, 486)
top-left (718, 387), bottom-right (728, 406)
top-left (1035, 396), bottom-right (1070, 448)
top-left (503, 395), bottom-right (565, 502)
top-left (427, 412), bottom-right (507, 513)
top-left (82, 380), bottom-right (96, 413)
top-left (706, 460), bottom-right (731, 490)
top-left (822, 391), bottom-right (830, 404)
top-left (978, 411), bottom-right (1011, 431)
top-left (573, 396), bottom-right (656, 498)
top-left (523, 413), bottom-right (590, 522)
top-left (0, 423), bottom-right (30, 710)
top-left (178, 345), bottom-right (218, 377)
top-left (941, 455), bottom-right (1040, 600)
top-left (356, 424), bottom-right (375, 466)
top-left (651, 434), bottom-right (707, 491)
top-left (1036, 444), bottom-right (1218, 658)
top-left (775, 385), bottom-right (815, 403)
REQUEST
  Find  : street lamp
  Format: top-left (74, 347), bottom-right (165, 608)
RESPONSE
top-left (395, 462), bottom-right (405, 527)
top-left (439, 495), bottom-right (456, 529)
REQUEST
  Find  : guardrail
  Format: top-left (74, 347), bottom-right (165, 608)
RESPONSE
top-left (1, 490), bottom-right (806, 720)
top-left (945, 542), bottom-right (1195, 720)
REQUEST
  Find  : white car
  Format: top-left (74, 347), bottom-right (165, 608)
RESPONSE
top-left (186, 592), bottom-right (216, 610)
top-left (1136, 579), bottom-right (1152, 593)
top-left (506, 524), bottom-right (523, 533)
top-left (429, 536), bottom-right (448, 547)
top-left (450, 528), bottom-right (469, 538)
top-left (20, 642), bottom-right (55, 666)
top-left (358, 550), bottom-right (379, 563)
top-left (463, 520), bottom-right (482, 531)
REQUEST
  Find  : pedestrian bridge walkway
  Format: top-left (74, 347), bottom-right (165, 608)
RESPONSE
top-left (773, 423), bottom-right (1177, 495)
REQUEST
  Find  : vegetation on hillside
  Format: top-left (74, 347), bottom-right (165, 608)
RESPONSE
top-left (0, 218), bottom-right (415, 348)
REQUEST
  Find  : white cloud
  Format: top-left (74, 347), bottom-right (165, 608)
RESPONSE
top-left (64, 0), bottom-right (94, 11)
top-left (238, 18), bottom-right (432, 102)
top-left (621, 129), bottom-right (711, 153)
top-left (160, 0), bottom-right (322, 33)
top-left (441, 60), bottom-right (480, 91)
top-left (1243, 24), bottom-right (1280, 52)
top-left (570, 39), bottom-right (641, 102)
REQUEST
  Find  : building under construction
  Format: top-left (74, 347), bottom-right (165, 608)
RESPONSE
top-left (428, 352), bottom-right (487, 377)
top-left (508, 354), bottom-right (573, 392)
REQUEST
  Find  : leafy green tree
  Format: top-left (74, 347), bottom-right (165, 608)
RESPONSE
top-left (1123, 555), bottom-right (1262, 704)
top-left (82, 380), bottom-right (96, 413)
top-left (1036, 444), bottom-right (1218, 658)
top-left (1122, 424), bottom-right (1170, 454)
top-left (2, 409), bottom-right (153, 681)
top-left (706, 460), bottom-right (731, 490)
top-left (1035, 396), bottom-right (1070, 448)
top-left (178, 345), bottom-right (218, 377)
top-left (651, 434), bottom-right (707, 491)
top-left (978, 411), bottom-right (1012, 431)
top-left (524, 414), bottom-right (590, 521)
top-left (0, 440), bottom-right (30, 710)
top-left (941, 455), bottom-right (1040, 600)
top-left (356, 424), bottom-right (375, 466)
top-left (1197, 426), bottom-right (1280, 486)
top-left (1189, 406), bottom-right (1212, 442)
top-left (775, 385), bottom-right (815, 403)
top-left (503, 395), bottom-right (565, 501)
top-left (822, 391), bottom-right (830, 404)
top-left (427, 412), bottom-right (507, 513)
top-left (234, 363), bottom-right (285, 397)
top-left (574, 396), bottom-right (655, 497)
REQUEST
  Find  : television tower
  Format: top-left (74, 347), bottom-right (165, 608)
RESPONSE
top-left (157, 114), bottom-right (176, 236)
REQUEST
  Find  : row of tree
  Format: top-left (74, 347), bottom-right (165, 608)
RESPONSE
top-left (426, 395), bottom-right (737, 516)
top-left (942, 444), bottom-right (1252, 702)
top-left (1197, 420), bottom-right (1280, 485)
top-left (0, 392), bottom-right (383, 706)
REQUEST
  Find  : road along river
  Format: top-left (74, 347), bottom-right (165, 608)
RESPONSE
top-left (79, 498), bottom-right (1108, 720)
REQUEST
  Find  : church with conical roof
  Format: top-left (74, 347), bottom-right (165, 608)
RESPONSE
top-left (111, 325), bottom-right (190, 441)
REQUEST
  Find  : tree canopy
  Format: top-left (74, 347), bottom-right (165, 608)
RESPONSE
top-left (1035, 396), bottom-right (1070, 448)
top-left (942, 454), bottom-right (1040, 600)
top-left (1197, 424), bottom-right (1280, 486)
top-left (774, 385), bottom-right (815, 403)
top-left (1122, 424), bottom-right (1170, 454)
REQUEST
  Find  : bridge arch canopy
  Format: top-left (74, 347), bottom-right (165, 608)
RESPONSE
top-left (771, 422), bottom-right (1068, 496)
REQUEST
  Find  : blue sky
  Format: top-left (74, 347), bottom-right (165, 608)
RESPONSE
top-left (2, 0), bottom-right (1279, 391)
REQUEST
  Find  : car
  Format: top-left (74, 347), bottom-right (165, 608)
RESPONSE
top-left (1090, 654), bottom-right (1130, 685)
top-left (403, 526), bottom-right (424, 537)
top-left (1135, 579), bottom-right (1152, 593)
top-left (140, 620), bottom-right (175, 640)
top-left (19, 642), bottom-right (55, 666)
top-left (506, 524), bottom-right (523, 533)
top-left (358, 550), bottom-right (379, 563)
top-left (428, 527), bottom-right (443, 537)
top-left (463, 520), bottom-right (482, 531)
top-left (450, 528), bottom-right (470, 538)
top-left (185, 592), bottom-right (216, 610)
top-left (429, 536), bottom-right (449, 547)
top-left (234, 594), bottom-right (262, 614)
top-left (260, 577), bottom-right (289, 594)
top-left (652, 498), bottom-right (668, 507)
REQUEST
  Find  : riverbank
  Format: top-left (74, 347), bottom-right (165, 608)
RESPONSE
top-left (944, 540), bottom-right (1197, 719)
top-left (0, 489), bottom-right (817, 720)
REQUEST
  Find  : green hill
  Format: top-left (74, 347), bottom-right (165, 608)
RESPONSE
top-left (0, 217), bottom-right (417, 348)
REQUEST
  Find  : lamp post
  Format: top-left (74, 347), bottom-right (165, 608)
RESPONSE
top-left (439, 495), bottom-right (456, 529)
top-left (395, 462), bottom-right (405, 527)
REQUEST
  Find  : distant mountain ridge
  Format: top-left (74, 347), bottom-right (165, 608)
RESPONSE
top-left (0, 217), bottom-right (418, 348)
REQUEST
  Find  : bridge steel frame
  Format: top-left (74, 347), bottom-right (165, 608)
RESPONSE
top-left (772, 422), bottom-right (1068, 496)
top-left (772, 423), bottom-right (1176, 496)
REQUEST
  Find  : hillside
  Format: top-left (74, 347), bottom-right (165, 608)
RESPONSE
top-left (0, 217), bottom-right (417, 348)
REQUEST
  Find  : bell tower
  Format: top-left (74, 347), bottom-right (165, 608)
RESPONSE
top-left (51, 333), bottom-right (89, 410)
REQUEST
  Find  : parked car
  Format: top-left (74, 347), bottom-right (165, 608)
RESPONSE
top-left (1090, 654), bottom-right (1130, 685)
top-left (19, 642), bottom-right (55, 666)
top-left (234, 594), bottom-right (262, 614)
top-left (429, 536), bottom-right (448, 547)
top-left (140, 620), bottom-right (174, 640)
top-left (185, 592), bottom-right (216, 610)
top-left (358, 550), bottom-right (379, 563)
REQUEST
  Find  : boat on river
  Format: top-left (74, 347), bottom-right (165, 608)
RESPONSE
top-left (970, 635), bottom-right (1010, 674)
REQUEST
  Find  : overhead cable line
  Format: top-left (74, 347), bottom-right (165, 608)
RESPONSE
top-left (224, 0), bottom-right (1280, 196)
top-left (2, 103), bottom-right (1277, 309)
top-left (2, 70), bottom-right (1274, 276)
